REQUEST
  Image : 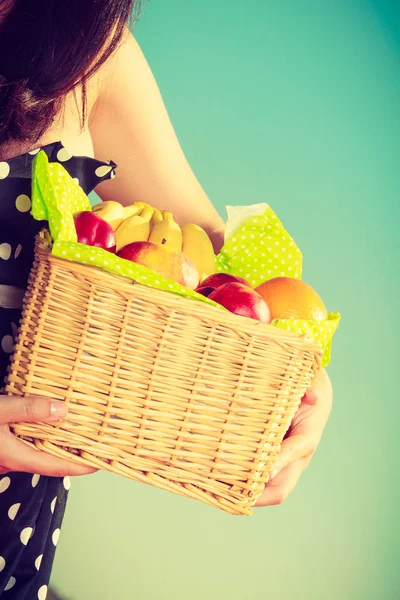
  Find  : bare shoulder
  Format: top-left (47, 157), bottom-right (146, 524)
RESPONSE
top-left (93, 30), bottom-right (141, 103)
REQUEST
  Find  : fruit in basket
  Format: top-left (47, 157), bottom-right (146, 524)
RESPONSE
top-left (196, 286), bottom-right (215, 297)
top-left (117, 241), bottom-right (200, 289)
top-left (74, 211), bottom-right (116, 252)
top-left (123, 202), bottom-right (145, 219)
top-left (92, 201), bottom-right (124, 230)
top-left (209, 283), bottom-right (271, 322)
top-left (115, 205), bottom-right (154, 251)
top-left (181, 224), bottom-right (216, 283)
top-left (151, 208), bottom-right (163, 226)
top-left (255, 277), bottom-right (327, 321)
top-left (149, 211), bottom-right (182, 251)
top-left (200, 273), bottom-right (252, 290)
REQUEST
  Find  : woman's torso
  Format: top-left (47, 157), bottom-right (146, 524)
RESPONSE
top-left (0, 72), bottom-right (117, 291)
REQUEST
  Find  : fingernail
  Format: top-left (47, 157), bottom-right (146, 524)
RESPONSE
top-left (270, 466), bottom-right (280, 480)
top-left (50, 401), bottom-right (67, 419)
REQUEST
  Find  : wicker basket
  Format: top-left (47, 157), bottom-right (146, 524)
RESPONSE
top-left (6, 236), bottom-right (322, 515)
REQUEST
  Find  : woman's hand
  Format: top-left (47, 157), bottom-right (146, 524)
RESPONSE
top-left (0, 395), bottom-right (97, 477)
top-left (255, 368), bottom-right (332, 507)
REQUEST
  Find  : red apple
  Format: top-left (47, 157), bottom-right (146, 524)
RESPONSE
top-left (195, 286), bottom-right (216, 297)
top-left (201, 273), bottom-right (252, 290)
top-left (117, 241), bottom-right (200, 290)
top-left (209, 282), bottom-right (271, 323)
top-left (74, 211), bottom-right (116, 253)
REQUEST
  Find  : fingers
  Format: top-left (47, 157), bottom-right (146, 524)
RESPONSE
top-left (0, 395), bottom-right (96, 476)
top-left (0, 395), bottom-right (67, 425)
top-left (0, 429), bottom-right (97, 477)
top-left (254, 456), bottom-right (310, 507)
top-left (302, 368), bottom-right (333, 408)
top-left (268, 434), bottom-right (316, 480)
top-left (302, 387), bottom-right (318, 406)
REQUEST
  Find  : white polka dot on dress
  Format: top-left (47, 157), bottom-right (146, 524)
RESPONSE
top-left (63, 476), bottom-right (70, 491)
top-left (0, 243), bottom-right (12, 260)
top-left (1, 335), bottom-right (14, 353)
top-left (8, 502), bottom-right (21, 520)
top-left (32, 474), bottom-right (40, 488)
top-left (37, 584), bottom-right (48, 600)
top-left (0, 476), bottom-right (11, 494)
top-left (4, 576), bottom-right (16, 591)
top-left (52, 528), bottom-right (60, 546)
top-left (15, 194), bottom-right (32, 213)
top-left (50, 497), bottom-right (57, 514)
top-left (56, 148), bottom-right (72, 162)
top-left (0, 162), bottom-right (10, 179)
top-left (20, 527), bottom-right (34, 546)
top-left (14, 244), bottom-right (22, 259)
top-left (35, 554), bottom-right (43, 571)
top-left (0, 556), bottom-right (5, 572)
top-left (95, 165), bottom-right (113, 178)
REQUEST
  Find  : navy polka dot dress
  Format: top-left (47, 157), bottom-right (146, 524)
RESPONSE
top-left (0, 142), bottom-right (116, 599)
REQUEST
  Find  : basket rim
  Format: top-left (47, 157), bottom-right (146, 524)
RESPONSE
top-left (35, 234), bottom-right (323, 359)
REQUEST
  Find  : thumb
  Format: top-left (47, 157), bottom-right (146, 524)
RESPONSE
top-left (0, 395), bottom-right (68, 425)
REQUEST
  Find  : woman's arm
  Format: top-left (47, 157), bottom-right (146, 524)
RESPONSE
top-left (89, 31), bottom-right (225, 251)
top-left (90, 31), bottom-right (334, 506)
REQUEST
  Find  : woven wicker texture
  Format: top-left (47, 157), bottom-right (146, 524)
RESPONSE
top-left (6, 238), bottom-right (322, 515)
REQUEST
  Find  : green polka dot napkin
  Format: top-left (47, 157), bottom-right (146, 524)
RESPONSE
top-left (216, 204), bottom-right (302, 286)
top-left (32, 150), bottom-right (91, 242)
top-left (32, 152), bottom-right (220, 309)
top-left (52, 239), bottom-right (220, 307)
top-left (216, 204), bottom-right (340, 366)
top-left (32, 151), bottom-right (340, 366)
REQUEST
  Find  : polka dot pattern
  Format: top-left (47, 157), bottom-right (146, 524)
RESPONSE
top-left (0, 143), bottom-right (114, 600)
top-left (32, 163), bottom-right (339, 367)
top-left (20, 526), bottom-right (34, 546)
top-left (32, 151), bottom-right (91, 243)
top-left (0, 477), bottom-right (11, 494)
top-left (50, 497), bottom-right (57, 514)
top-left (4, 576), bottom-right (16, 591)
top-left (8, 503), bottom-right (21, 521)
top-left (95, 165), bottom-right (113, 178)
top-left (272, 312), bottom-right (341, 367)
top-left (0, 162), bottom-right (10, 179)
top-left (215, 205), bottom-right (340, 366)
top-left (15, 194), bottom-right (32, 213)
top-left (38, 584), bottom-right (48, 600)
top-left (53, 240), bottom-right (224, 310)
top-left (52, 528), bottom-right (60, 546)
top-left (31, 153), bottom-right (220, 309)
top-left (56, 148), bottom-right (72, 162)
top-left (1, 334), bottom-right (14, 353)
top-left (0, 243), bottom-right (12, 261)
top-left (216, 205), bottom-right (302, 286)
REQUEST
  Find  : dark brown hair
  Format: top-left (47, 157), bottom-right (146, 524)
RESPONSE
top-left (0, 0), bottom-right (139, 146)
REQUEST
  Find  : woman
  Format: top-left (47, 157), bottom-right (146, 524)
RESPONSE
top-left (0, 1), bottom-right (333, 597)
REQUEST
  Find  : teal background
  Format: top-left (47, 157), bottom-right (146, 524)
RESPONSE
top-left (52, 1), bottom-right (399, 598)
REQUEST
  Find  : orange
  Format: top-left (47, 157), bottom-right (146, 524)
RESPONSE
top-left (255, 277), bottom-right (327, 321)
